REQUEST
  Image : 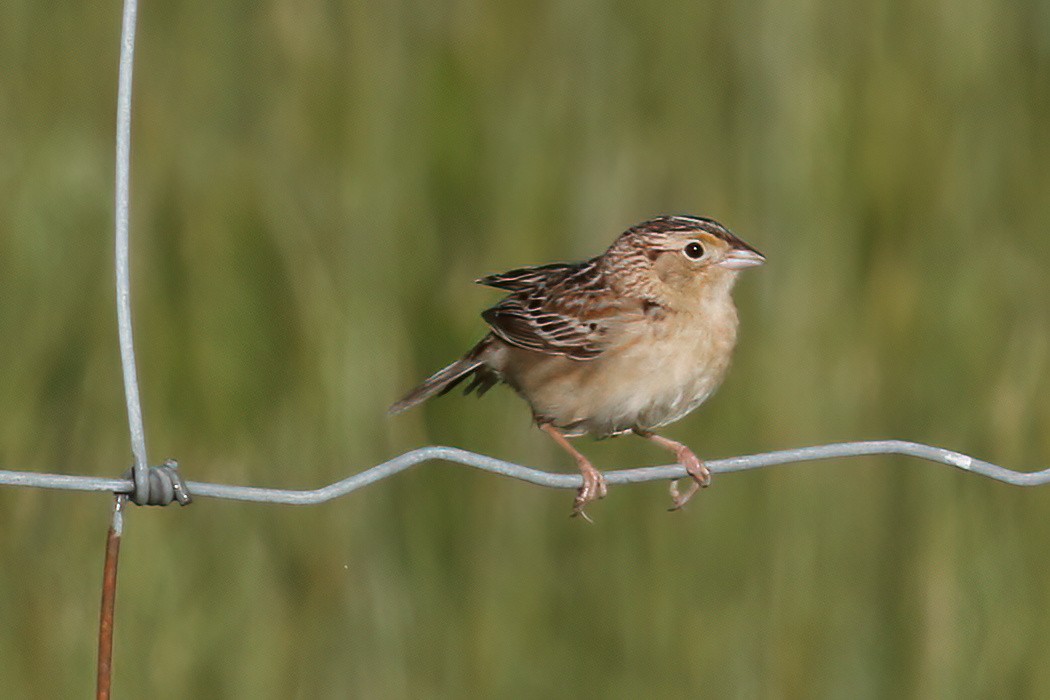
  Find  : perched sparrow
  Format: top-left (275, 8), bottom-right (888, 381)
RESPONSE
top-left (391, 215), bottom-right (764, 519)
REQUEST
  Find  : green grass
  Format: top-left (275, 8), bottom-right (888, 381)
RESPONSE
top-left (1, 0), bottom-right (1049, 696)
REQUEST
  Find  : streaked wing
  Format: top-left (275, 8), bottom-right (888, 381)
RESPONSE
top-left (476, 262), bottom-right (579, 291)
top-left (480, 258), bottom-right (622, 360)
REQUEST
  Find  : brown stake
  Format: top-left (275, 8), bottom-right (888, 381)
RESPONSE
top-left (97, 496), bottom-right (124, 700)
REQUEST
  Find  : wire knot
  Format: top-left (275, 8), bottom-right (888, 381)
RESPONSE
top-left (124, 459), bottom-right (193, 506)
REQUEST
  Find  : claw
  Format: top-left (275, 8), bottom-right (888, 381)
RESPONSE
top-left (669, 451), bottom-right (711, 509)
top-left (668, 479), bottom-right (689, 511)
top-left (635, 430), bottom-right (710, 511)
top-left (571, 468), bottom-right (607, 522)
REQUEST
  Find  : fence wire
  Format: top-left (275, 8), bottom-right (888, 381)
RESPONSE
top-left (114, 0), bottom-right (150, 505)
top-left (2, 440), bottom-right (1048, 506)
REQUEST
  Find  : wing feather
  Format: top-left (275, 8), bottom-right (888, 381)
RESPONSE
top-left (479, 258), bottom-right (626, 360)
top-left (475, 263), bottom-right (579, 291)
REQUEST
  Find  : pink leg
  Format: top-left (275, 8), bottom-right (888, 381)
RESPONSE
top-left (540, 423), bottom-right (607, 522)
top-left (635, 430), bottom-right (711, 510)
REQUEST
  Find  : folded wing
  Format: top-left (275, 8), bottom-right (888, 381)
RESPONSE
top-left (478, 258), bottom-right (622, 360)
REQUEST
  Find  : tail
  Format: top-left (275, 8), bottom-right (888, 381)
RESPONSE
top-left (389, 341), bottom-right (498, 414)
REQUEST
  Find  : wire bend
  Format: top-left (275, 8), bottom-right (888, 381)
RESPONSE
top-left (1, 440), bottom-right (1048, 505)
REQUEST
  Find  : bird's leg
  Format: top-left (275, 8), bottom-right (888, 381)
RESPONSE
top-left (540, 423), bottom-right (607, 522)
top-left (634, 430), bottom-right (711, 510)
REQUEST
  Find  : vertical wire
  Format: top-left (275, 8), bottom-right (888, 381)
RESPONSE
top-left (98, 1), bottom-right (143, 692)
top-left (114, 0), bottom-right (148, 495)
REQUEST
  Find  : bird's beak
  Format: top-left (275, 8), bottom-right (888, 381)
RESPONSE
top-left (718, 247), bottom-right (765, 269)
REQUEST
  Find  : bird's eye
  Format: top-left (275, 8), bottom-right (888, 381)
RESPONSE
top-left (683, 241), bottom-right (705, 260)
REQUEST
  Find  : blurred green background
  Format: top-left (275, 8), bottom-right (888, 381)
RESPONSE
top-left (2, 0), bottom-right (1050, 696)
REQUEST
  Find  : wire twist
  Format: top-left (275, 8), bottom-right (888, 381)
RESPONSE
top-left (122, 460), bottom-right (192, 506)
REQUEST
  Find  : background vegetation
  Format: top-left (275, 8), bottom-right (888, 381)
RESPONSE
top-left (1, 0), bottom-right (1049, 696)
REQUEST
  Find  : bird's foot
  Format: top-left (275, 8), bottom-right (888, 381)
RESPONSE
top-left (667, 446), bottom-right (711, 511)
top-left (538, 422), bottom-right (607, 522)
top-left (571, 465), bottom-right (607, 523)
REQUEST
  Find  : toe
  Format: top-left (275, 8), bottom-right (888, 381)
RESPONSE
top-left (571, 471), bottom-right (605, 522)
top-left (668, 478), bottom-right (701, 510)
top-left (678, 449), bottom-right (711, 487)
top-left (572, 491), bottom-right (595, 522)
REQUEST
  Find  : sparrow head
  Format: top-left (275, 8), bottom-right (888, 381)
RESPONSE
top-left (603, 215), bottom-right (764, 304)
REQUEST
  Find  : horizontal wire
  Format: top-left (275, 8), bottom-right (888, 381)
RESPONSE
top-left (0, 440), bottom-right (1048, 505)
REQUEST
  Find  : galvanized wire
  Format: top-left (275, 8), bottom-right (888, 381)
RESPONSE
top-left (1, 440), bottom-right (1048, 505)
top-left (114, 0), bottom-right (150, 502)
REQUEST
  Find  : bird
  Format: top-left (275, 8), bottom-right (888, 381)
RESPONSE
top-left (390, 215), bottom-right (764, 520)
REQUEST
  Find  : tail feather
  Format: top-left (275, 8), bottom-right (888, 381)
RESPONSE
top-left (389, 356), bottom-right (486, 414)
